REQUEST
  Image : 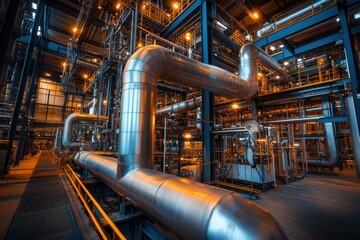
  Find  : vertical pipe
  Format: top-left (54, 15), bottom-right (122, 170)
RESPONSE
top-left (345, 95), bottom-right (360, 177)
top-left (201, 0), bottom-right (215, 182)
top-left (3, 0), bottom-right (44, 177)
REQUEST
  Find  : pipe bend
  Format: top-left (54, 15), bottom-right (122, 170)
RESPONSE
top-left (62, 113), bottom-right (108, 149)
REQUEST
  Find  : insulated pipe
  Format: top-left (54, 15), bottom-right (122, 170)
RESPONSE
top-left (75, 151), bottom-right (286, 240)
top-left (346, 95), bottom-right (360, 177)
top-left (256, 0), bottom-right (332, 37)
top-left (62, 113), bottom-right (108, 149)
top-left (156, 97), bottom-right (202, 115)
top-left (119, 44), bottom-right (283, 176)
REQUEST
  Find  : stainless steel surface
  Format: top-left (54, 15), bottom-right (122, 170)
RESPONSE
top-left (62, 113), bottom-right (108, 149)
top-left (119, 44), bottom-right (280, 176)
top-left (156, 97), bottom-right (202, 115)
top-left (306, 100), bottom-right (339, 167)
top-left (346, 95), bottom-right (360, 177)
top-left (256, 0), bottom-right (332, 37)
top-left (75, 151), bottom-right (287, 240)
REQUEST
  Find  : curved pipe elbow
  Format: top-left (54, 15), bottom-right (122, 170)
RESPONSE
top-left (62, 113), bottom-right (108, 149)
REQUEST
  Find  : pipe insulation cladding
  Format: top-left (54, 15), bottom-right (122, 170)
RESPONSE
top-left (346, 95), bottom-right (360, 177)
top-left (71, 44), bottom-right (288, 239)
top-left (75, 151), bottom-right (287, 240)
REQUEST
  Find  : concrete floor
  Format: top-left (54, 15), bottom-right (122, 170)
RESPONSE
top-left (255, 170), bottom-right (360, 240)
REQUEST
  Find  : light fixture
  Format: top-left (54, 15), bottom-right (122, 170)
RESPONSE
top-left (232, 103), bottom-right (240, 109)
top-left (73, 27), bottom-right (77, 33)
top-left (252, 12), bottom-right (259, 19)
top-left (45, 73), bottom-right (51, 77)
top-left (276, 75), bottom-right (281, 79)
top-left (83, 73), bottom-right (89, 79)
top-left (116, 3), bottom-right (121, 9)
top-left (184, 133), bottom-right (192, 139)
top-left (126, 51), bottom-right (130, 55)
top-left (97, 5), bottom-right (101, 9)
top-left (336, 17), bottom-right (340, 22)
top-left (269, 45), bottom-right (276, 51)
top-left (103, 100), bottom-right (107, 105)
top-left (138, 43), bottom-right (142, 47)
top-left (283, 61), bottom-right (289, 66)
top-left (173, 3), bottom-right (179, 9)
top-left (216, 20), bottom-right (228, 30)
top-left (258, 72), bottom-right (263, 77)
top-left (185, 32), bottom-right (191, 41)
top-left (279, 44), bottom-right (284, 48)
top-left (62, 62), bottom-right (67, 66)
top-left (77, 103), bottom-right (81, 107)
top-left (297, 58), bottom-right (303, 62)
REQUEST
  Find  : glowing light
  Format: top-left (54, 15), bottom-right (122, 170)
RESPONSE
top-left (184, 133), bottom-right (192, 139)
top-left (253, 12), bottom-right (259, 19)
top-left (77, 103), bottom-right (81, 107)
top-left (269, 45), bottom-right (276, 51)
top-left (232, 103), bottom-right (240, 109)
top-left (97, 5), bottom-right (102, 9)
top-left (116, 3), bottom-right (121, 9)
top-left (138, 43), bottom-right (142, 47)
top-left (83, 73), bottom-right (89, 79)
top-left (103, 100), bottom-right (107, 105)
top-left (297, 58), bottom-right (303, 62)
top-left (185, 32), bottom-right (191, 41)
top-left (336, 17), bottom-right (340, 22)
top-left (283, 61), bottom-right (289, 66)
top-left (276, 75), bottom-right (281, 80)
top-left (173, 3), bottom-right (179, 9)
top-left (45, 73), bottom-right (51, 77)
top-left (279, 44), bottom-right (284, 48)
top-left (73, 27), bottom-right (77, 33)
top-left (62, 62), bottom-right (67, 66)
top-left (216, 20), bottom-right (227, 30)
top-left (258, 72), bottom-right (263, 77)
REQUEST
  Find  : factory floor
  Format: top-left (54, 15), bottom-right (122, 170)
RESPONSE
top-left (255, 169), bottom-right (360, 240)
top-left (0, 151), bottom-right (97, 240)
top-left (1, 152), bottom-right (360, 240)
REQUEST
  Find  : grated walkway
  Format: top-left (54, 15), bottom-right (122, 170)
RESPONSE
top-left (5, 151), bottom-right (81, 239)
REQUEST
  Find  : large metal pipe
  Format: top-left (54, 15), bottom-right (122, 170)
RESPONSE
top-left (62, 113), bottom-right (108, 149)
top-left (346, 95), bottom-right (360, 177)
top-left (119, 44), bottom-right (284, 176)
top-left (75, 151), bottom-right (286, 240)
top-left (156, 97), bottom-right (202, 115)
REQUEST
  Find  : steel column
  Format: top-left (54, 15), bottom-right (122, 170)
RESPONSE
top-left (201, 0), bottom-right (215, 182)
top-left (3, 0), bottom-right (44, 177)
top-left (15, 51), bottom-right (40, 165)
top-left (338, 0), bottom-right (360, 135)
top-left (0, 0), bottom-right (22, 91)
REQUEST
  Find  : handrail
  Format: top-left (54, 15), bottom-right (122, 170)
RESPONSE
top-left (64, 164), bottom-right (127, 240)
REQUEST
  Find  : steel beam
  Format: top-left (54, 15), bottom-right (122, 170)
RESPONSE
top-left (15, 52), bottom-right (40, 165)
top-left (338, 0), bottom-right (360, 135)
top-left (3, 0), bottom-right (44, 177)
top-left (161, 0), bottom-right (202, 38)
top-left (201, 0), bottom-right (215, 183)
top-left (0, 0), bottom-right (21, 91)
top-left (273, 32), bottom-right (344, 61)
top-left (254, 5), bottom-right (338, 48)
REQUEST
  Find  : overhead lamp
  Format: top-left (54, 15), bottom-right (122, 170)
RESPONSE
top-left (252, 12), bottom-right (259, 19)
top-left (269, 45), bottom-right (276, 51)
top-left (258, 72), bottom-right (263, 77)
top-left (283, 61), bottom-right (289, 66)
top-left (184, 133), bottom-right (192, 139)
top-left (173, 3), bottom-right (179, 9)
top-left (138, 43), bottom-right (143, 47)
top-left (83, 73), bottom-right (89, 79)
top-left (62, 62), bottom-right (67, 66)
top-left (73, 27), bottom-right (77, 33)
top-left (185, 32), bottom-right (191, 41)
top-left (279, 44), bottom-right (284, 48)
top-left (275, 75), bottom-right (281, 80)
top-left (97, 5), bottom-right (102, 10)
top-left (77, 103), bottom-right (81, 107)
top-left (232, 103), bottom-right (240, 109)
top-left (116, 3), bottom-right (121, 9)
top-left (45, 73), bottom-right (51, 77)
top-left (336, 17), bottom-right (340, 22)
top-left (216, 20), bottom-right (228, 30)
top-left (103, 100), bottom-right (107, 105)
top-left (297, 58), bottom-right (303, 62)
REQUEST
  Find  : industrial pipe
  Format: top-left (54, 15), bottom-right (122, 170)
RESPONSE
top-left (119, 44), bottom-right (284, 176)
top-left (62, 113), bottom-right (108, 149)
top-left (156, 97), bottom-right (202, 115)
top-left (346, 95), bottom-right (360, 177)
top-left (75, 151), bottom-right (286, 240)
top-left (256, 0), bottom-right (333, 38)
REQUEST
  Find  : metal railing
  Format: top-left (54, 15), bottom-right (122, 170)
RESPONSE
top-left (64, 164), bottom-right (126, 240)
